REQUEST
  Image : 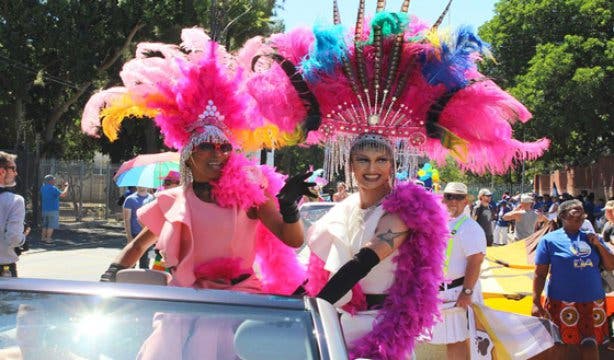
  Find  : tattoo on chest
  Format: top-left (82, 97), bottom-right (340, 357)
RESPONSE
top-left (376, 229), bottom-right (409, 248)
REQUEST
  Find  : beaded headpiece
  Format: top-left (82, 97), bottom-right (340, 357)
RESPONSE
top-left (247, 0), bottom-right (549, 179)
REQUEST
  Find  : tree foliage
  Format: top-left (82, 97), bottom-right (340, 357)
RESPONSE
top-left (0, 0), bottom-right (283, 161)
top-left (479, 0), bottom-right (613, 169)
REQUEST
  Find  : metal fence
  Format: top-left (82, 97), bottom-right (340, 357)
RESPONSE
top-left (4, 148), bottom-right (534, 225)
top-left (39, 158), bottom-right (122, 221)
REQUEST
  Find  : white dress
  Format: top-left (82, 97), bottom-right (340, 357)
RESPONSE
top-left (308, 193), bottom-right (399, 345)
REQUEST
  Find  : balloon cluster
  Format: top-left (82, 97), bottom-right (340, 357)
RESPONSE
top-left (417, 163), bottom-right (440, 191)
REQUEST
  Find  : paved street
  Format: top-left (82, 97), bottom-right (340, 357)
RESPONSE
top-left (17, 220), bottom-right (125, 281)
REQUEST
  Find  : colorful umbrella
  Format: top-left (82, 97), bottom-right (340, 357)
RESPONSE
top-left (114, 152), bottom-right (180, 188)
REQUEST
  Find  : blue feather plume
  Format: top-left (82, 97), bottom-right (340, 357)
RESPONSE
top-left (301, 24), bottom-right (348, 83)
top-left (421, 25), bottom-right (491, 91)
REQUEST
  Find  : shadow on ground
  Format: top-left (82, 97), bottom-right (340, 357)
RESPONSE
top-left (26, 219), bottom-right (126, 253)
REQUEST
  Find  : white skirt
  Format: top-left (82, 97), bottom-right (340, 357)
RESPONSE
top-left (429, 284), bottom-right (483, 345)
top-left (340, 310), bottom-right (416, 359)
top-left (340, 309), bottom-right (379, 346)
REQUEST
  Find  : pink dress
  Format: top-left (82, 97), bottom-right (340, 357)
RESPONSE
top-left (138, 186), bottom-right (261, 292)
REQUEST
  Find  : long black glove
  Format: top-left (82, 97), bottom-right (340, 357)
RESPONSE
top-left (277, 172), bottom-right (316, 223)
top-left (317, 247), bottom-right (380, 304)
top-left (100, 263), bottom-right (128, 282)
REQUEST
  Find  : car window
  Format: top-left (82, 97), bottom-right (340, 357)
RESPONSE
top-left (300, 204), bottom-right (334, 231)
top-left (0, 290), bottom-right (319, 360)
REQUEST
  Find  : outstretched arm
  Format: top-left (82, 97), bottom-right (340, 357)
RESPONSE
top-left (100, 228), bottom-right (157, 281)
top-left (317, 212), bottom-right (409, 304)
top-left (502, 208), bottom-right (523, 221)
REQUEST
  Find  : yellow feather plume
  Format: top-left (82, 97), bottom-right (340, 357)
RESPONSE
top-left (234, 124), bottom-right (307, 152)
top-left (440, 126), bottom-right (469, 164)
top-left (100, 95), bottom-right (158, 142)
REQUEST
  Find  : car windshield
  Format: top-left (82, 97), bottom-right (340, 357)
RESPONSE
top-left (300, 203), bottom-right (334, 230)
top-left (0, 288), bottom-right (319, 360)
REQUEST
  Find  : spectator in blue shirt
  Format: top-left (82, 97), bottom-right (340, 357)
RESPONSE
top-left (533, 199), bottom-right (614, 357)
top-left (40, 175), bottom-right (68, 245)
top-left (123, 187), bottom-right (154, 268)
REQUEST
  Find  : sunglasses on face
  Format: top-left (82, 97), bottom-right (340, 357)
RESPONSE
top-left (163, 180), bottom-right (179, 186)
top-left (563, 207), bottom-right (585, 216)
top-left (2, 165), bottom-right (16, 172)
top-left (444, 193), bottom-right (466, 201)
top-left (196, 142), bottom-right (232, 153)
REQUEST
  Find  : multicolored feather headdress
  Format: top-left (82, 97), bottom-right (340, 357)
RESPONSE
top-left (81, 28), bottom-right (319, 181)
top-left (247, 0), bottom-right (549, 178)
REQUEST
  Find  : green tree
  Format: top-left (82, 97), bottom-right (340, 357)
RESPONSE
top-left (479, 0), bottom-right (613, 169)
top-left (0, 0), bottom-right (283, 223)
top-left (0, 0), bottom-right (283, 161)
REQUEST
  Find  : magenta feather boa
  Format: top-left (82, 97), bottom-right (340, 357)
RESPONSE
top-left (211, 153), bottom-right (283, 209)
top-left (307, 182), bottom-right (448, 359)
top-left (210, 153), bottom-right (306, 295)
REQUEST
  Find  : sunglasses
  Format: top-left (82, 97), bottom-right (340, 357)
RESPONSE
top-left (163, 180), bottom-right (179, 186)
top-left (444, 193), bottom-right (466, 201)
top-left (2, 165), bottom-right (16, 171)
top-left (563, 207), bottom-right (584, 216)
top-left (196, 142), bottom-right (232, 153)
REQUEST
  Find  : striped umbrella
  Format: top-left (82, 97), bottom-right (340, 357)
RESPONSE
top-left (114, 152), bottom-right (180, 189)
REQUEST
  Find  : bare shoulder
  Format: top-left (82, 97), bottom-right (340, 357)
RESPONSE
top-left (376, 212), bottom-right (408, 232)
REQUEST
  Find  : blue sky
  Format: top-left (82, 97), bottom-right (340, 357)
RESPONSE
top-left (277, 0), bottom-right (497, 31)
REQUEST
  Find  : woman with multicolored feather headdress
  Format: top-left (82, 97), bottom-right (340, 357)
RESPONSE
top-left (81, 28), bottom-right (318, 295)
top-left (244, 0), bottom-right (549, 359)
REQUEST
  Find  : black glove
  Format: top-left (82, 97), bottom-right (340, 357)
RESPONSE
top-left (277, 172), bottom-right (316, 223)
top-left (100, 263), bottom-right (128, 282)
top-left (317, 247), bottom-right (380, 304)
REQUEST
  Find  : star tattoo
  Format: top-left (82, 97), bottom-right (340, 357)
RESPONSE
top-left (376, 229), bottom-right (409, 248)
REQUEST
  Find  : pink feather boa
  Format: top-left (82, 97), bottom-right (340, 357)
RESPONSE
top-left (208, 153), bottom-right (305, 295)
top-left (306, 182), bottom-right (449, 359)
top-left (211, 153), bottom-right (282, 209)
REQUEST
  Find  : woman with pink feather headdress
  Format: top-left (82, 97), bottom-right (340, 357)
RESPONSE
top-left (81, 28), bottom-right (321, 295)
top-left (243, 0), bottom-right (550, 359)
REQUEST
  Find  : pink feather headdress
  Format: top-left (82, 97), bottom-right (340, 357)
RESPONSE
top-left (246, 0), bottom-right (549, 177)
top-left (82, 27), bottom-right (321, 162)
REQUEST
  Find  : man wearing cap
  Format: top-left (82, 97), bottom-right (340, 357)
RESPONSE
top-left (430, 182), bottom-right (486, 359)
top-left (472, 188), bottom-right (495, 246)
top-left (40, 174), bottom-right (69, 245)
top-left (493, 196), bottom-right (513, 245)
top-left (503, 194), bottom-right (548, 241)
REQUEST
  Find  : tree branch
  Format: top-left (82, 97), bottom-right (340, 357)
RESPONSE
top-left (42, 21), bottom-right (145, 153)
